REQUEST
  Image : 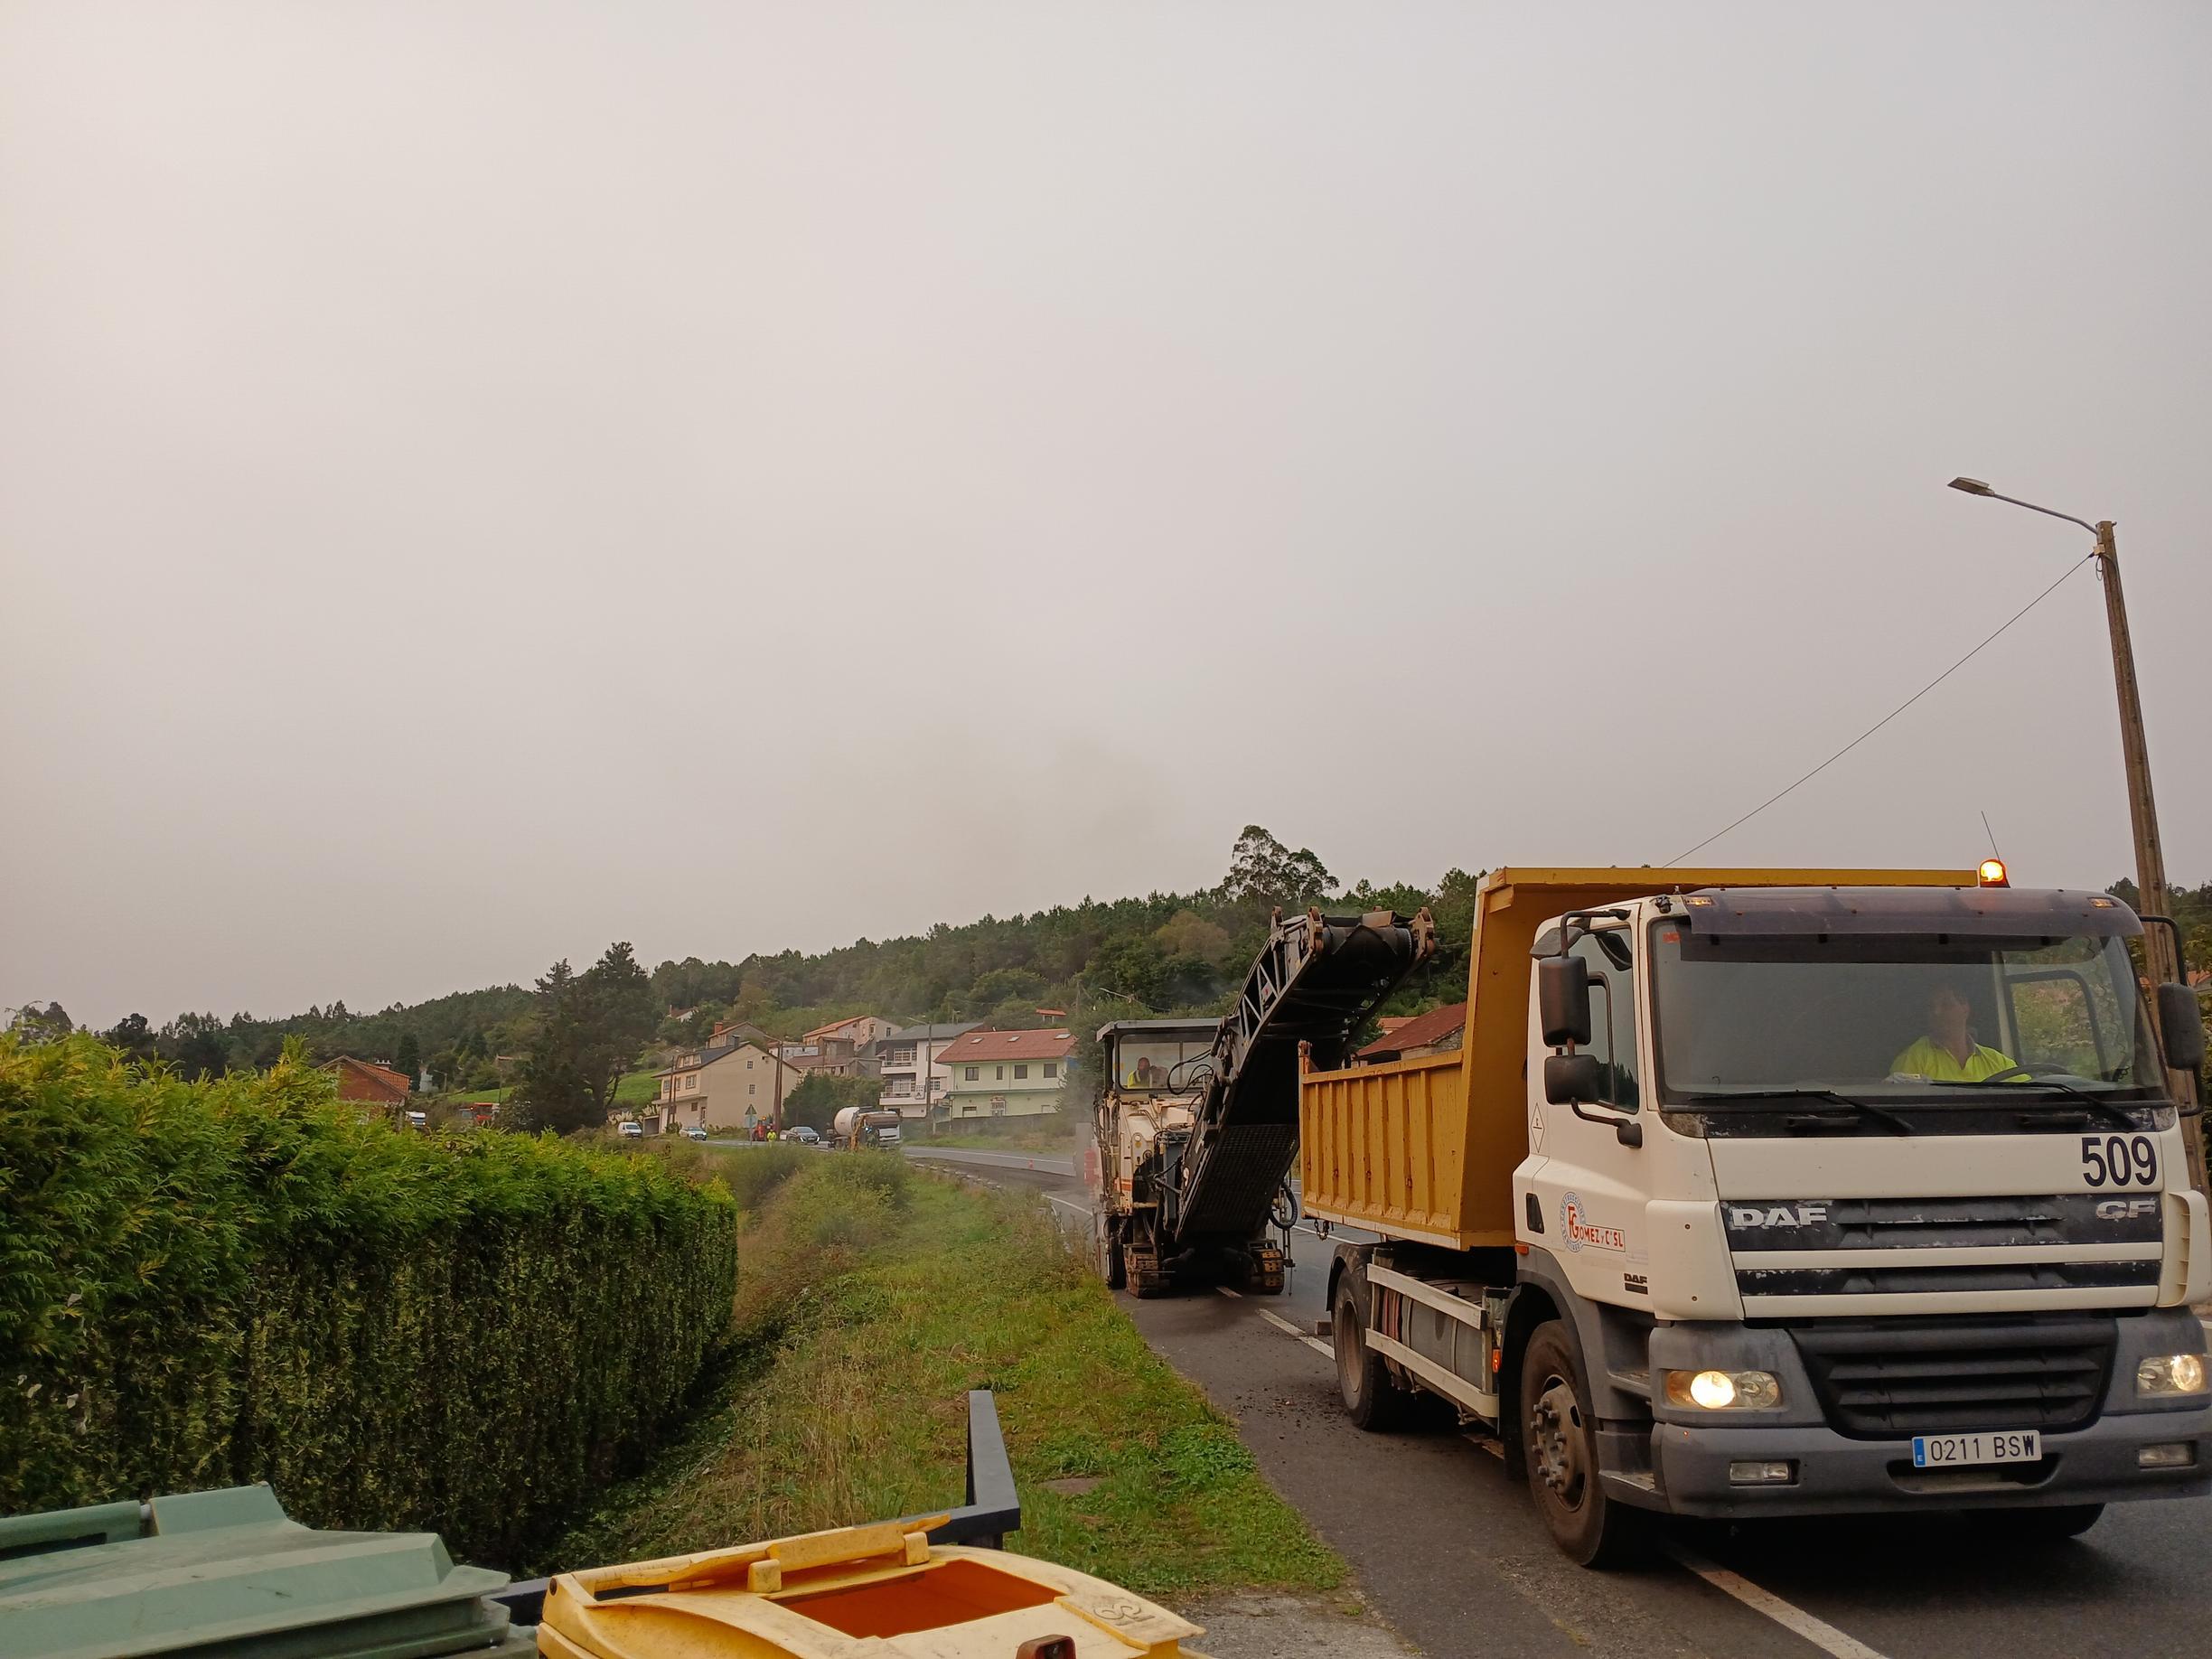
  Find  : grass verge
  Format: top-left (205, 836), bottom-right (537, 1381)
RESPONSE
top-left (545, 1158), bottom-right (1340, 1600)
top-left (918, 1116), bottom-right (1082, 1153)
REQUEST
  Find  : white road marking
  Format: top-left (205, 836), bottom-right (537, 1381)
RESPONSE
top-left (1215, 1285), bottom-right (1242, 1298)
top-left (1044, 1194), bottom-right (1089, 1216)
top-left (1258, 1307), bottom-right (1336, 1358)
top-left (1664, 1546), bottom-right (1891, 1659)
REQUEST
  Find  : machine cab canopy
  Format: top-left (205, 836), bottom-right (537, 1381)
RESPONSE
top-left (1097, 1018), bottom-right (1221, 1093)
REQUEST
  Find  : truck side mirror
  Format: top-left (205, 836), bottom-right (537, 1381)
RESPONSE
top-left (1537, 956), bottom-right (1591, 1048)
top-left (1544, 1053), bottom-right (1603, 1105)
top-left (2156, 982), bottom-right (2206, 1073)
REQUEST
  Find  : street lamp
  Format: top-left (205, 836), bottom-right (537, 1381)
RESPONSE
top-left (1948, 475), bottom-right (2201, 1184)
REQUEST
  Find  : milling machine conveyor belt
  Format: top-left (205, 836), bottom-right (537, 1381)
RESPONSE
top-left (1167, 906), bottom-right (1434, 1245)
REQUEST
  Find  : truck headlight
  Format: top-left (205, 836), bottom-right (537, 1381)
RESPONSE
top-left (2138, 1354), bottom-right (2208, 1397)
top-left (1664, 1369), bottom-right (1782, 1411)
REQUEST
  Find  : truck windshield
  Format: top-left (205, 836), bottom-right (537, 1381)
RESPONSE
top-left (1648, 925), bottom-right (2164, 1101)
top-left (1114, 1036), bottom-right (1214, 1092)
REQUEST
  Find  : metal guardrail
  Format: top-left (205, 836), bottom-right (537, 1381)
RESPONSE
top-left (489, 1389), bottom-right (1022, 1626)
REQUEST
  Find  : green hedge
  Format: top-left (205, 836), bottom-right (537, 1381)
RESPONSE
top-left (0, 1035), bottom-right (737, 1565)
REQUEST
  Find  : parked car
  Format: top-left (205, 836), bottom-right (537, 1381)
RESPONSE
top-left (682, 1125), bottom-right (709, 1141)
top-left (783, 1126), bottom-right (822, 1146)
top-left (617, 1120), bottom-right (643, 1139)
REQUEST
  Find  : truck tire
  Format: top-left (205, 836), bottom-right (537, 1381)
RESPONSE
top-left (1520, 1321), bottom-right (1642, 1567)
top-left (1097, 1215), bottom-right (1126, 1289)
top-left (1333, 1276), bottom-right (1406, 1431)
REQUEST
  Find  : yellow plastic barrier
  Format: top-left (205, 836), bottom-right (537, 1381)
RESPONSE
top-left (538, 1515), bottom-right (1210, 1658)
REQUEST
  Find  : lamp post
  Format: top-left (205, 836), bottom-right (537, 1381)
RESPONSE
top-left (1947, 478), bottom-right (2202, 1191)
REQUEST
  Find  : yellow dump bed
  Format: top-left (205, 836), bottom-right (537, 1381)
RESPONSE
top-left (1298, 866), bottom-right (1976, 1250)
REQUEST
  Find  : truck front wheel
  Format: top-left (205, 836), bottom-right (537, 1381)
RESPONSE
top-left (1097, 1214), bottom-right (1126, 1289)
top-left (1333, 1277), bottom-right (1406, 1431)
top-left (1520, 1321), bottom-right (1641, 1567)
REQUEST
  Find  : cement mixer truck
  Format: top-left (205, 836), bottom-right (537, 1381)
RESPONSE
top-left (832, 1106), bottom-right (904, 1151)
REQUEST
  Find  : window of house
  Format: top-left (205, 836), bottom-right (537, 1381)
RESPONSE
top-left (1014, 1064), bottom-right (1028, 1080)
top-left (1044, 1063), bottom-right (1057, 1079)
top-left (996, 1065), bottom-right (1006, 1081)
top-left (965, 1065), bottom-right (979, 1081)
top-left (748, 1083), bottom-right (756, 1096)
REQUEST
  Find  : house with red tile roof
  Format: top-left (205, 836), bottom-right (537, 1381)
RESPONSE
top-left (323, 1055), bottom-right (411, 1109)
top-left (1354, 1003), bottom-right (1467, 1065)
top-left (936, 1027), bottom-right (1074, 1119)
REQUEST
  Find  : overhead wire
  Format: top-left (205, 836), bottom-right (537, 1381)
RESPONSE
top-left (1665, 550), bottom-right (2098, 867)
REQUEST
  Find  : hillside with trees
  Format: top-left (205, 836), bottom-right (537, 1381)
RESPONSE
top-left (14, 829), bottom-right (2205, 1101)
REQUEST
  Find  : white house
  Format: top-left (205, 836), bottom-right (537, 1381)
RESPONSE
top-left (876, 1021), bottom-right (982, 1118)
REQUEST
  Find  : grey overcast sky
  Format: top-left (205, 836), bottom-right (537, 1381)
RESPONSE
top-left (4, 3), bottom-right (2208, 1027)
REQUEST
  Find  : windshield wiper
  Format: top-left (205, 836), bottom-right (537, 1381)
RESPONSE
top-left (1924, 1076), bottom-right (2142, 1129)
top-left (1674, 1088), bottom-right (1916, 1136)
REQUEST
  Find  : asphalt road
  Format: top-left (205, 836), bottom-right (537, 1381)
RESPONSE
top-left (915, 1150), bottom-right (2212, 1659)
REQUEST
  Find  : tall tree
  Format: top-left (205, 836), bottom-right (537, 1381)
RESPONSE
top-left (5, 1002), bottom-right (72, 1042)
top-left (394, 1031), bottom-right (423, 1085)
top-left (511, 944), bottom-right (658, 1134)
top-left (104, 1013), bottom-right (156, 1062)
top-left (512, 961), bottom-right (596, 1133)
top-left (1221, 825), bottom-right (1337, 910)
top-left (159, 1013), bottom-right (230, 1081)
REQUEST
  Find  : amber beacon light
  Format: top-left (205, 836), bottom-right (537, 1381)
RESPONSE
top-left (1978, 858), bottom-right (2010, 887)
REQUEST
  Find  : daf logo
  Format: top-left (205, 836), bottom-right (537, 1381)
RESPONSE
top-left (1728, 1204), bottom-right (1830, 1229)
top-left (2095, 1198), bottom-right (2158, 1222)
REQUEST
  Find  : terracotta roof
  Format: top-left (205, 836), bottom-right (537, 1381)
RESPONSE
top-left (323, 1055), bottom-right (410, 1105)
top-left (802, 1015), bottom-right (876, 1041)
top-left (939, 1028), bottom-right (1074, 1065)
top-left (1355, 1003), bottom-right (1467, 1062)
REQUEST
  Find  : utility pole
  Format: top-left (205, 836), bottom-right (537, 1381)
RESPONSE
top-left (1950, 480), bottom-right (2203, 1194)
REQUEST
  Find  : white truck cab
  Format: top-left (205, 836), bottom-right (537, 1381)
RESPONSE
top-left (1310, 871), bottom-right (2211, 1564)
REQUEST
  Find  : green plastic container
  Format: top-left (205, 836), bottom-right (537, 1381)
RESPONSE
top-left (0, 1484), bottom-right (534, 1659)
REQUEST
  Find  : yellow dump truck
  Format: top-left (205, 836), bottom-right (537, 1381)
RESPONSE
top-left (1301, 866), bottom-right (2211, 1564)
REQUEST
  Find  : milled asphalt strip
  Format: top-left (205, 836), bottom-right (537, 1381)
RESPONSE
top-left (1226, 1276), bottom-right (1894, 1659)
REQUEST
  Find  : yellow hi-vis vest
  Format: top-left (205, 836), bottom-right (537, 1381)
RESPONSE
top-left (1890, 1036), bottom-right (2018, 1083)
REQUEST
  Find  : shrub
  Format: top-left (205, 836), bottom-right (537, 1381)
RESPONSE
top-left (0, 1035), bottom-right (737, 1567)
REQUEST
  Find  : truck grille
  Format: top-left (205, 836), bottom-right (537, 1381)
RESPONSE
top-left (1789, 1315), bottom-right (2115, 1439)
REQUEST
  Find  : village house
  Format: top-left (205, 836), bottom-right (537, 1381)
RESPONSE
top-left (653, 1037), bottom-right (803, 1134)
top-left (1354, 1002), bottom-right (1467, 1065)
top-left (876, 1020), bottom-right (981, 1118)
top-left (322, 1055), bottom-right (410, 1110)
top-left (933, 1027), bottom-right (1073, 1119)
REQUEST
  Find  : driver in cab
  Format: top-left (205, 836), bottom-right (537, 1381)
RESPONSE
top-left (1127, 1056), bottom-right (1161, 1089)
top-left (1890, 979), bottom-right (2019, 1083)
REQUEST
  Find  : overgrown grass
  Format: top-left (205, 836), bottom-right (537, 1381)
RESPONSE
top-left (634, 1139), bottom-right (813, 1212)
top-left (546, 1159), bottom-right (1340, 1599)
top-left (921, 1114), bottom-right (1082, 1152)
